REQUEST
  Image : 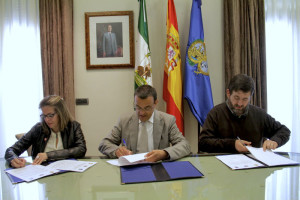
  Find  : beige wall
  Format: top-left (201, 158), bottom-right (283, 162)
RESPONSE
top-left (74, 0), bottom-right (224, 156)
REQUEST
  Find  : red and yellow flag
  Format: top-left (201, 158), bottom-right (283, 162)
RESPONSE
top-left (163, 0), bottom-right (184, 134)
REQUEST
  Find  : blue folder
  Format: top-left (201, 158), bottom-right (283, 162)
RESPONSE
top-left (120, 161), bottom-right (204, 184)
top-left (5, 168), bottom-right (24, 184)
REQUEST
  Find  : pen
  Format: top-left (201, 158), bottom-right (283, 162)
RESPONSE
top-left (237, 136), bottom-right (246, 146)
top-left (123, 139), bottom-right (127, 148)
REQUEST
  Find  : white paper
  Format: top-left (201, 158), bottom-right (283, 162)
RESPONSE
top-left (47, 160), bottom-right (97, 172)
top-left (6, 165), bottom-right (59, 182)
top-left (107, 159), bottom-right (121, 166)
top-left (5, 160), bottom-right (97, 182)
top-left (246, 146), bottom-right (299, 166)
top-left (107, 152), bottom-right (151, 166)
top-left (216, 154), bottom-right (264, 170)
top-left (216, 147), bottom-right (299, 170)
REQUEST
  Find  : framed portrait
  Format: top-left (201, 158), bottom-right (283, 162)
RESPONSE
top-left (85, 11), bottom-right (134, 69)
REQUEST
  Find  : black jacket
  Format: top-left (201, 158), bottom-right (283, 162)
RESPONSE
top-left (5, 121), bottom-right (87, 164)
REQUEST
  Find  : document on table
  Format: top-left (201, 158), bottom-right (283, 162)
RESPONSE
top-left (5, 160), bottom-right (97, 183)
top-left (5, 165), bottom-right (59, 182)
top-left (246, 146), bottom-right (299, 166)
top-left (216, 154), bottom-right (264, 170)
top-left (107, 152), bottom-right (151, 166)
top-left (47, 160), bottom-right (97, 172)
top-left (216, 147), bottom-right (299, 170)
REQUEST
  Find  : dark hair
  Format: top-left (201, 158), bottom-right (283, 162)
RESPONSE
top-left (134, 85), bottom-right (157, 101)
top-left (227, 74), bottom-right (255, 95)
top-left (39, 95), bottom-right (73, 134)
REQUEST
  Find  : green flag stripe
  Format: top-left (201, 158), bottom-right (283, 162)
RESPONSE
top-left (138, 0), bottom-right (150, 48)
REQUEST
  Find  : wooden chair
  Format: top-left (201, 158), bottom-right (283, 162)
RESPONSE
top-left (15, 133), bottom-right (32, 156)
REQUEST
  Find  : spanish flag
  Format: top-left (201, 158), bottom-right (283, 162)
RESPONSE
top-left (163, 0), bottom-right (184, 134)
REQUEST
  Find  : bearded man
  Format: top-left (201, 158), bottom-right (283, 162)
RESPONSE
top-left (198, 74), bottom-right (290, 153)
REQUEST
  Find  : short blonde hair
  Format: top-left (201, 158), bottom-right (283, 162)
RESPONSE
top-left (39, 95), bottom-right (73, 134)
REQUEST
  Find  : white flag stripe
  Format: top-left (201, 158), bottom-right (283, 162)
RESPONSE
top-left (135, 0), bottom-right (152, 87)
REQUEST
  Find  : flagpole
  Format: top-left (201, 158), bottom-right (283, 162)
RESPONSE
top-left (198, 122), bottom-right (200, 153)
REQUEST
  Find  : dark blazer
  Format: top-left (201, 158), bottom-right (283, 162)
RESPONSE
top-left (5, 121), bottom-right (87, 164)
top-left (99, 110), bottom-right (191, 160)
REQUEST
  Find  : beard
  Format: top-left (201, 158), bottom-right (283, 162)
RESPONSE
top-left (227, 99), bottom-right (249, 117)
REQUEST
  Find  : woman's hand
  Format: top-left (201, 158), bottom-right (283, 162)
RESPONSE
top-left (10, 158), bottom-right (26, 168)
top-left (33, 153), bottom-right (48, 165)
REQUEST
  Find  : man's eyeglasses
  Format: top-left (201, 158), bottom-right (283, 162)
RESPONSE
top-left (40, 112), bottom-right (56, 119)
top-left (134, 105), bottom-right (153, 112)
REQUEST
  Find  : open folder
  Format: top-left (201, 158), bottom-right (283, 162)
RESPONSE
top-left (216, 147), bottom-right (300, 170)
top-left (120, 161), bottom-right (204, 184)
top-left (5, 160), bottom-right (97, 183)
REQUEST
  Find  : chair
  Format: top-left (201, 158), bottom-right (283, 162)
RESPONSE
top-left (15, 133), bottom-right (32, 156)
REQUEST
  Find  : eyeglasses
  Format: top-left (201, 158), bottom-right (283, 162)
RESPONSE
top-left (40, 112), bottom-right (56, 119)
top-left (134, 105), bottom-right (154, 112)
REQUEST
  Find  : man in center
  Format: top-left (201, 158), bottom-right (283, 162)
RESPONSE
top-left (99, 85), bottom-right (191, 162)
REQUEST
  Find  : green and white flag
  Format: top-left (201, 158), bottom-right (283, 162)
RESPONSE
top-left (135, 0), bottom-right (152, 89)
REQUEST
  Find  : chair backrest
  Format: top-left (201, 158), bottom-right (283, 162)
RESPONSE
top-left (15, 133), bottom-right (32, 156)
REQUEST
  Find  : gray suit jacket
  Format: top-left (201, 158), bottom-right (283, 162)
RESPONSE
top-left (102, 32), bottom-right (117, 56)
top-left (99, 110), bottom-right (191, 160)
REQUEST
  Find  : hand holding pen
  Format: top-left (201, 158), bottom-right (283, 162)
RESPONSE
top-left (235, 136), bottom-right (252, 153)
top-left (10, 157), bottom-right (26, 168)
top-left (115, 139), bottom-right (133, 158)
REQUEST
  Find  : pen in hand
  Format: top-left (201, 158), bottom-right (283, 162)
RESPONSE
top-left (115, 139), bottom-right (132, 157)
top-left (237, 136), bottom-right (246, 147)
top-left (123, 139), bottom-right (127, 148)
top-left (236, 137), bottom-right (252, 153)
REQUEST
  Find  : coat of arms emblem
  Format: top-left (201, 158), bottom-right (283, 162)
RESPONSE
top-left (187, 40), bottom-right (209, 75)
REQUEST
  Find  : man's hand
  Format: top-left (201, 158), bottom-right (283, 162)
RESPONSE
top-left (235, 139), bottom-right (251, 152)
top-left (33, 153), bottom-right (48, 165)
top-left (145, 150), bottom-right (168, 162)
top-left (115, 146), bottom-right (133, 158)
top-left (10, 158), bottom-right (26, 168)
top-left (262, 139), bottom-right (278, 151)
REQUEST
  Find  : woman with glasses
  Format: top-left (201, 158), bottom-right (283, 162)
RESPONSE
top-left (5, 95), bottom-right (87, 168)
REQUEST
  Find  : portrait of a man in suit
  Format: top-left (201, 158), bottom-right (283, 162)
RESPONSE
top-left (102, 24), bottom-right (117, 57)
top-left (96, 23), bottom-right (123, 58)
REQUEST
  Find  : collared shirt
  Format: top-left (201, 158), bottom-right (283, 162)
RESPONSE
top-left (44, 130), bottom-right (63, 152)
top-left (138, 112), bottom-right (154, 152)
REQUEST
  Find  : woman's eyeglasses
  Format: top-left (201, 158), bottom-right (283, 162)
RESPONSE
top-left (40, 112), bottom-right (56, 119)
